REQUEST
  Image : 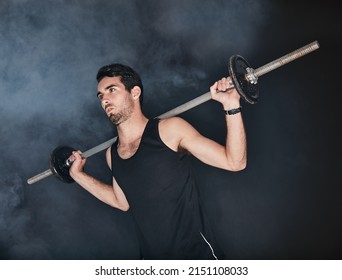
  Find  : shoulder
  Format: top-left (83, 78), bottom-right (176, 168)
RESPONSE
top-left (158, 116), bottom-right (191, 130)
top-left (158, 117), bottom-right (201, 150)
top-left (157, 117), bottom-right (193, 151)
top-left (158, 116), bottom-right (198, 138)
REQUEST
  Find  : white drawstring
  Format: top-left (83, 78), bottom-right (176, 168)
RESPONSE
top-left (200, 232), bottom-right (218, 260)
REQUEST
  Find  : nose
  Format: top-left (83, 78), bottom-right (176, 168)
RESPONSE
top-left (101, 96), bottom-right (110, 108)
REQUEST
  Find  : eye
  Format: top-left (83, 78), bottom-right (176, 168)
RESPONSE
top-left (97, 93), bottom-right (104, 100)
top-left (109, 87), bottom-right (116, 93)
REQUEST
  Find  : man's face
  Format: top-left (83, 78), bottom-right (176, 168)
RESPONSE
top-left (97, 76), bottom-right (134, 126)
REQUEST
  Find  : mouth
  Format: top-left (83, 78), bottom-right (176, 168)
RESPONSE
top-left (105, 105), bottom-right (114, 115)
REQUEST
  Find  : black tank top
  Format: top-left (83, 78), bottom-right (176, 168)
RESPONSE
top-left (111, 118), bottom-right (216, 259)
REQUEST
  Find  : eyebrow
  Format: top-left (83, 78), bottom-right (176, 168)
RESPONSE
top-left (97, 84), bottom-right (118, 97)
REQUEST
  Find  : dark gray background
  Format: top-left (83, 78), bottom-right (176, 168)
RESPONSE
top-left (0, 0), bottom-right (341, 259)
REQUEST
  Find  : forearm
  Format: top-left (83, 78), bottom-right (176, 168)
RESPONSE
top-left (223, 99), bottom-right (247, 170)
top-left (72, 171), bottom-right (128, 210)
top-left (225, 112), bottom-right (247, 170)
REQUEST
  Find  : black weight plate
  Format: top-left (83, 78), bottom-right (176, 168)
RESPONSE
top-left (229, 55), bottom-right (259, 104)
top-left (49, 145), bottom-right (75, 183)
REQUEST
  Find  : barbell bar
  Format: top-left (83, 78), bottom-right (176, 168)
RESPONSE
top-left (27, 40), bottom-right (320, 185)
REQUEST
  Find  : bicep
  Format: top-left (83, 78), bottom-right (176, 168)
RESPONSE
top-left (175, 119), bottom-right (232, 170)
top-left (106, 147), bottom-right (130, 210)
top-left (106, 147), bottom-right (122, 191)
top-left (180, 127), bottom-right (228, 169)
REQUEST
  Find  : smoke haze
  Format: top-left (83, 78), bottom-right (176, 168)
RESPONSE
top-left (0, 0), bottom-right (341, 259)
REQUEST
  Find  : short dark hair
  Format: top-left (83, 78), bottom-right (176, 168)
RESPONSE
top-left (96, 63), bottom-right (143, 104)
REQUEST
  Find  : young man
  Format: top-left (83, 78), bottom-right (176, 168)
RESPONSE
top-left (68, 64), bottom-right (247, 259)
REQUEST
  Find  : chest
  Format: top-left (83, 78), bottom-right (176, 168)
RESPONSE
top-left (113, 141), bottom-right (191, 202)
top-left (117, 139), bottom-right (141, 159)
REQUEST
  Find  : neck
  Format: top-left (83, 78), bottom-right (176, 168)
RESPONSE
top-left (116, 110), bottom-right (148, 145)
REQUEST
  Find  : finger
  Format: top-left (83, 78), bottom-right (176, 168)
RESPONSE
top-left (223, 77), bottom-right (235, 91)
top-left (72, 151), bottom-right (83, 159)
top-left (217, 78), bottom-right (230, 92)
top-left (215, 78), bottom-right (222, 92)
top-left (77, 150), bottom-right (84, 158)
top-left (210, 81), bottom-right (218, 94)
top-left (67, 151), bottom-right (83, 167)
top-left (227, 77), bottom-right (234, 87)
top-left (66, 154), bottom-right (75, 167)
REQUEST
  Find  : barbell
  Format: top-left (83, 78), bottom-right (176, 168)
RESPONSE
top-left (27, 40), bottom-right (320, 185)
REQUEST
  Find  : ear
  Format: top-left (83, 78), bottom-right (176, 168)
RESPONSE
top-left (131, 86), bottom-right (141, 101)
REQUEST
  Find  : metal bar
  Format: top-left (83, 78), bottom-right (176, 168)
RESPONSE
top-left (254, 41), bottom-right (319, 78)
top-left (27, 169), bottom-right (53, 185)
top-left (76, 41), bottom-right (320, 160)
top-left (82, 137), bottom-right (117, 158)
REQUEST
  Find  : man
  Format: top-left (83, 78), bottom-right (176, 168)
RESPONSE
top-left (68, 64), bottom-right (247, 259)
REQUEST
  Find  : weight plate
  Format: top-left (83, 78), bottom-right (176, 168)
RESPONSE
top-left (49, 145), bottom-right (75, 183)
top-left (229, 55), bottom-right (259, 104)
